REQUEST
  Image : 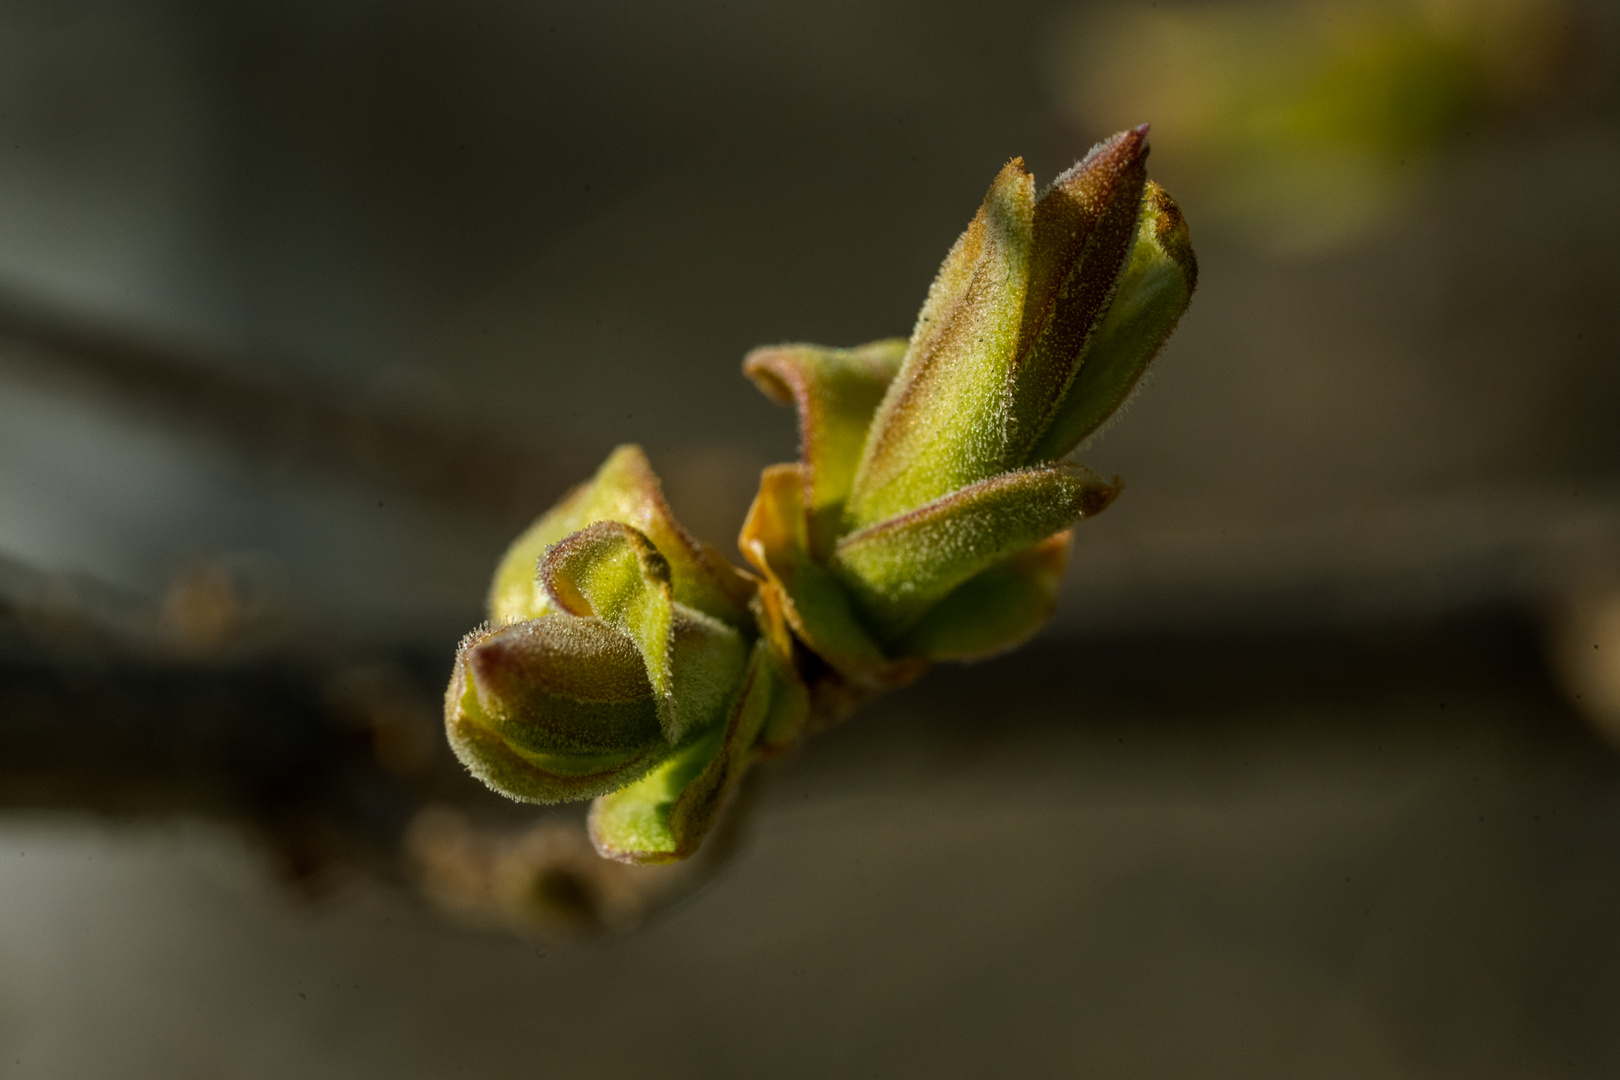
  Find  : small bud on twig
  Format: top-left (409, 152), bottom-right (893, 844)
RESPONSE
top-left (446, 129), bottom-right (1197, 864)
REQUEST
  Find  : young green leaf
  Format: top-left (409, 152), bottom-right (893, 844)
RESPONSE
top-left (846, 161), bottom-right (1036, 529)
top-left (541, 521), bottom-right (678, 723)
top-left (1004, 127), bottom-right (1150, 462)
top-left (445, 617), bottom-right (670, 804)
top-left (744, 339), bottom-right (906, 557)
top-left (589, 640), bottom-right (781, 864)
top-left (898, 531), bottom-right (1072, 661)
top-left (489, 445), bottom-right (756, 628)
top-left (1027, 181), bottom-right (1197, 462)
top-left (833, 464), bottom-right (1118, 640)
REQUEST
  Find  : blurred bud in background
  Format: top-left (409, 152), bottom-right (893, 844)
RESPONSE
top-left (1046, 0), bottom-right (1571, 253)
top-left (1552, 577), bottom-right (1620, 747)
top-left (158, 553), bottom-right (290, 659)
top-left (405, 808), bottom-right (695, 938)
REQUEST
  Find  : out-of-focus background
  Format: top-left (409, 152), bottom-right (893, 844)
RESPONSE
top-left (2, 0), bottom-right (1619, 1075)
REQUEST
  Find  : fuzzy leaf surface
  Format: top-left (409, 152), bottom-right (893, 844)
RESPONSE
top-left (541, 521), bottom-right (678, 726)
top-left (846, 161), bottom-right (1035, 529)
top-left (744, 339), bottom-right (905, 557)
top-left (539, 522), bottom-right (747, 743)
top-left (1029, 181), bottom-right (1197, 462)
top-left (444, 617), bottom-right (670, 804)
top-left (1005, 127), bottom-right (1150, 461)
top-left (489, 445), bottom-right (755, 627)
top-left (589, 640), bottom-right (780, 864)
top-left (898, 531), bottom-right (1071, 661)
top-left (834, 464), bottom-right (1118, 639)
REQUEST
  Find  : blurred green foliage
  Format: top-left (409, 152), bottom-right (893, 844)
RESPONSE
top-left (1050, 0), bottom-right (1570, 251)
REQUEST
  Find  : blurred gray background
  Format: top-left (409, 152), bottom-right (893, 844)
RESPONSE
top-left (1, 0), bottom-right (1619, 1076)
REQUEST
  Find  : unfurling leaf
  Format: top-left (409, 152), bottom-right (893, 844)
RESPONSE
top-left (832, 464), bottom-right (1118, 640)
top-left (489, 445), bottom-right (755, 628)
top-left (541, 521), bottom-right (677, 715)
top-left (445, 617), bottom-right (669, 804)
top-left (738, 463), bottom-right (901, 685)
top-left (743, 339), bottom-right (906, 556)
top-left (540, 520), bottom-right (749, 743)
top-left (589, 640), bottom-right (786, 863)
top-left (1029, 181), bottom-right (1198, 461)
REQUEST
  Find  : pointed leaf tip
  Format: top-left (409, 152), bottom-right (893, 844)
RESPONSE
top-left (1028, 180), bottom-right (1196, 462)
top-left (1004, 128), bottom-right (1151, 462)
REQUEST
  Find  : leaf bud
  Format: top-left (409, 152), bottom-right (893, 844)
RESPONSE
top-left (447, 129), bottom-right (1197, 867)
top-left (445, 616), bottom-right (670, 804)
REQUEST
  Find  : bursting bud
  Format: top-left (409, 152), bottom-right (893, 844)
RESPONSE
top-left (742, 126), bottom-right (1196, 685)
top-left (447, 128), bottom-right (1196, 865)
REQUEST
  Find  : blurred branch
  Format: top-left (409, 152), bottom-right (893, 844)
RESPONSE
top-left (0, 290), bottom-right (739, 935)
top-left (0, 542), bottom-right (1610, 936)
top-left (0, 551), bottom-right (719, 936)
top-left (0, 288), bottom-right (563, 519)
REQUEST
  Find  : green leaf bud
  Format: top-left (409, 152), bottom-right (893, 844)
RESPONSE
top-left (447, 129), bottom-right (1198, 867)
top-left (845, 160), bottom-right (1035, 529)
top-left (445, 617), bottom-right (671, 804)
top-left (541, 520), bottom-right (678, 720)
top-left (540, 519), bottom-right (751, 744)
